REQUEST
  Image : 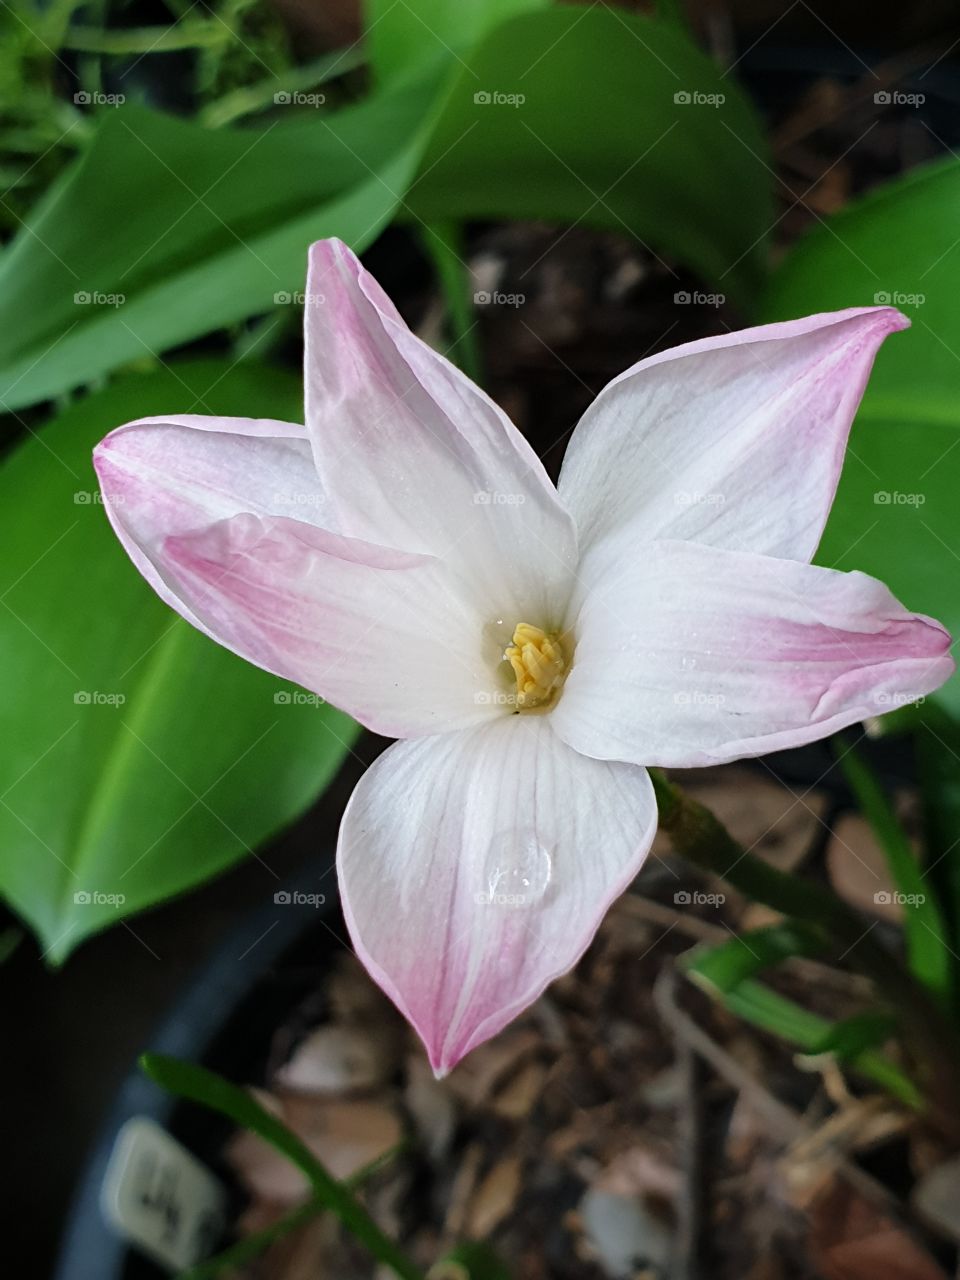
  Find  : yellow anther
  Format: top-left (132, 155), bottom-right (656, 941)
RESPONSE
top-left (504, 623), bottom-right (568, 712)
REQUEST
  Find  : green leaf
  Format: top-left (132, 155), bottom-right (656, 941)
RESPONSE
top-left (182, 1144), bottom-right (406, 1278)
top-left (682, 921), bottom-right (826, 993)
top-left (833, 739), bottom-right (952, 1003)
top-left (917, 704), bottom-right (960, 998)
top-left (0, 360), bottom-right (360, 961)
top-left (141, 1054), bottom-right (423, 1280)
top-left (181, 1198), bottom-right (326, 1279)
top-left (760, 159), bottom-right (960, 710)
top-left (408, 5), bottom-right (772, 305)
top-left (365, 0), bottom-right (548, 87)
top-left (684, 933), bottom-right (922, 1106)
top-left (687, 966), bottom-right (921, 1107)
top-left (430, 1242), bottom-right (513, 1280)
top-left (805, 1011), bottom-right (898, 1062)
top-left (0, 82), bottom-right (436, 410)
top-left (762, 157), bottom-right (960, 404)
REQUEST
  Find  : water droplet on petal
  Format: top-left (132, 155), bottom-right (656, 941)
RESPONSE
top-left (479, 827), bottom-right (552, 909)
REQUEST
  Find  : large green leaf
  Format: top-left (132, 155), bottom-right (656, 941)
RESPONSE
top-left (761, 159), bottom-right (960, 709)
top-left (0, 81), bottom-right (436, 410)
top-left (408, 5), bottom-right (772, 305)
top-left (762, 157), bottom-right (960, 403)
top-left (0, 361), bottom-right (359, 961)
top-left (1, 5), bottom-right (770, 407)
top-left (365, 0), bottom-right (548, 87)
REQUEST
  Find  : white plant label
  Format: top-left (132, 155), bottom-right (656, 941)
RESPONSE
top-left (100, 1116), bottom-right (227, 1270)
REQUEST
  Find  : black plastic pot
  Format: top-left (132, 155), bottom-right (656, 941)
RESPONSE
top-left (54, 858), bottom-right (343, 1280)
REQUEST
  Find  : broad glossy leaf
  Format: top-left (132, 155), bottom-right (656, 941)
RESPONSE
top-left (0, 82), bottom-right (435, 410)
top-left (761, 160), bottom-right (960, 709)
top-left (0, 361), bottom-right (359, 961)
top-left (365, 0), bottom-right (547, 87)
top-left (408, 5), bottom-right (772, 304)
top-left (762, 157), bottom-right (960, 403)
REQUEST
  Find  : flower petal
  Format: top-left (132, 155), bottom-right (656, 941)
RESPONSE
top-left (304, 239), bottom-right (577, 621)
top-left (552, 540), bottom-right (954, 768)
top-left (558, 308), bottom-right (908, 565)
top-left (95, 415), bottom-right (509, 735)
top-left (157, 512), bottom-right (508, 737)
top-left (337, 717), bottom-right (658, 1075)
top-left (93, 414), bottom-right (326, 633)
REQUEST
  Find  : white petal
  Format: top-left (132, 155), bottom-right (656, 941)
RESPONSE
top-left (304, 239), bottom-right (577, 622)
top-left (94, 413), bottom-right (326, 633)
top-left (158, 512), bottom-right (510, 737)
top-left (95, 412), bottom-right (523, 735)
top-left (337, 717), bottom-right (658, 1074)
top-left (558, 308), bottom-right (908, 566)
top-left (553, 540), bottom-right (954, 767)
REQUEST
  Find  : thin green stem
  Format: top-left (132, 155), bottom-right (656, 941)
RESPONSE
top-left (199, 46), bottom-right (365, 128)
top-left (180, 1143), bottom-right (408, 1278)
top-left (181, 1198), bottom-right (324, 1279)
top-left (64, 23), bottom-right (226, 54)
top-left (651, 769), bottom-right (960, 1131)
top-left (419, 221), bottom-right (484, 386)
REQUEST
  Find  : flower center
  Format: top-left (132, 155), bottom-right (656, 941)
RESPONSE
top-left (504, 623), bottom-right (569, 712)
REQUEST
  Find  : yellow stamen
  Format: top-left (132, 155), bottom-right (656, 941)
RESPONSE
top-left (504, 623), bottom-right (569, 712)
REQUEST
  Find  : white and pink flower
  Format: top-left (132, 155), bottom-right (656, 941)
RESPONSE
top-left (94, 239), bottom-right (953, 1075)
